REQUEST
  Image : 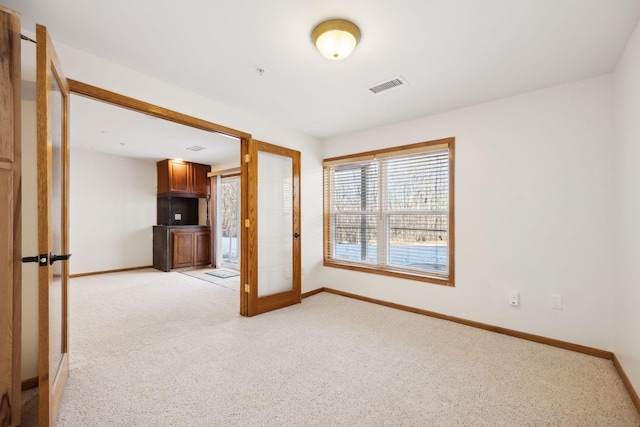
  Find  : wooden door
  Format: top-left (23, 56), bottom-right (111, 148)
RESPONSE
top-left (242, 140), bottom-right (301, 316)
top-left (36, 24), bottom-right (71, 427)
top-left (0, 6), bottom-right (22, 427)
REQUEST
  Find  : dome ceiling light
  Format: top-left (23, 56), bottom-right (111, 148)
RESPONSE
top-left (311, 19), bottom-right (361, 61)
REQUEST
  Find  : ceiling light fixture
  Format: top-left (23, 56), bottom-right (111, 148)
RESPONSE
top-left (311, 19), bottom-right (361, 60)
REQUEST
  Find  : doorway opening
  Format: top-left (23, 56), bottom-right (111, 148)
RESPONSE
top-left (68, 92), bottom-right (241, 277)
top-left (66, 81), bottom-right (250, 298)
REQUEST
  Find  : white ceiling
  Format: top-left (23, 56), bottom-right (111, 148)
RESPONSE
top-left (70, 95), bottom-right (241, 167)
top-left (8, 0), bottom-right (640, 144)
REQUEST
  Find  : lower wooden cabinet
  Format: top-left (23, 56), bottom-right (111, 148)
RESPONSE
top-left (171, 228), bottom-right (211, 269)
top-left (153, 226), bottom-right (211, 271)
top-left (194, 230), bottom-right (211, 265)
top-left (171, 230), bottom-right (195, 268)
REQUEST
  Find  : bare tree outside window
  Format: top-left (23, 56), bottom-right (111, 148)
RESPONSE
top-left (221, 177), bottom-right (240, 267)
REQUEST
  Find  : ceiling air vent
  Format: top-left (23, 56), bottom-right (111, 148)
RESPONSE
top-left (186, 145), bottom-right (207, 152)
top-left (368, 76), bottom-right (408, 94)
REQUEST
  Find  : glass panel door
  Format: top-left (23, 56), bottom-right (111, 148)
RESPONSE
top-left (50, 63), bottom-right (65, 375)
top-left (257, 151), bottom-right (293, 297)
top-left (244, 140), bottom-right (301, 316)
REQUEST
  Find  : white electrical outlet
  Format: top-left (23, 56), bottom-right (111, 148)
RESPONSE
top-left (175, 213), bottom-right (182, 220)
top-left (551, 294), bottom-right (563, 310)
top-left (509, 291), bottom-right (520, 306)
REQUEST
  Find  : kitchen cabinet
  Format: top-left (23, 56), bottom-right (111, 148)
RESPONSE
top-left (153, 226), bottom-right (211, 271)
top-left (194, 230), bottom-right (212, 265)
top-left (154, 159), bottom-right (212, 272)
top-left (157, 159), bottom-right (210, 197)
top-left (171, 228), bottom-right (211, 269)
top-left (171, 230), bottom-right (195, 268)
top-left (190, 163), bottom-right (211, 197)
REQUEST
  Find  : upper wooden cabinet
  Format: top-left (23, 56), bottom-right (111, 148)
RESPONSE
top-left (157, 159), bottom-right (211, 197)
top-left (190, 163), bottom-right (211, 196)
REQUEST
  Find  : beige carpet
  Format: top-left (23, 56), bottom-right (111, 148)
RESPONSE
top-left (24, 269), bottom-right (640, 426)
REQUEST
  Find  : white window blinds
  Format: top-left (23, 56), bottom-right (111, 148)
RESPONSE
top-left (324, 139), bottom-right (454, 284)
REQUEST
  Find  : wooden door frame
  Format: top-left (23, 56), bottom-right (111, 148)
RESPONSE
top-left (36, 23), bottom-right (72, 427)
top-left (65, 80), bottom-right (252, 315)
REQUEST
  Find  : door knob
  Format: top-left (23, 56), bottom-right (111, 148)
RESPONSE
top-left (50, 252), bottom-right (72, 265)
top-left (293, 232), bottom-right (300, 238)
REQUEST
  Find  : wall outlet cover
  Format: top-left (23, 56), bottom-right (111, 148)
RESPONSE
top-left (509, 291), bottom-right (520, 306)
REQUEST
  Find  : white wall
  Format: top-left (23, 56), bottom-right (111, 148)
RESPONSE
top-left (69, 148), bottom-right (156, 275)
top-left (323, 76), bottom-right (616, 351)
top-left (613, 19), bottom-right (640, 395)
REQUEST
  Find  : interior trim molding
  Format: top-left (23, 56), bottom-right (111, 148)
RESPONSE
top-left (613, 354), bottom-right (640, 413)
top-left (69, 266), bottom-right (152, 278)
top-left (208, 167), bottom-right (240, 178)
top-left (301, 288), bottom-right (324, 299)
top-left (21, 376), bottom-right (39, 391)
top-left (320, 287), bottom-right (613, 359)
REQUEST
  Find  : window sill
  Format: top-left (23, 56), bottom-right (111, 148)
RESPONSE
top-left (324, 260), bottom-right (454, 287)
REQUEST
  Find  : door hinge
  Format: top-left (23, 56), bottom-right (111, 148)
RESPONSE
top-left (244, 154), bottom-right (251, 163)
top-left (244, 219), bottom-right (250, 228)
top-left (244, 284), bottom-right (250, 293)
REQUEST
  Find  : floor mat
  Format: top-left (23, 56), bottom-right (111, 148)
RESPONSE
top-left (205, 269), bottom-right (240, 279)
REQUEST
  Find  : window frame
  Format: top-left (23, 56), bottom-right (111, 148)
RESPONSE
top-left (323, 137), bottom-right (455, 286)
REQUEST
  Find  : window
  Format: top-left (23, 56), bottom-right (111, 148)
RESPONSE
top-left (323, 138), bottom-right (454, 285)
